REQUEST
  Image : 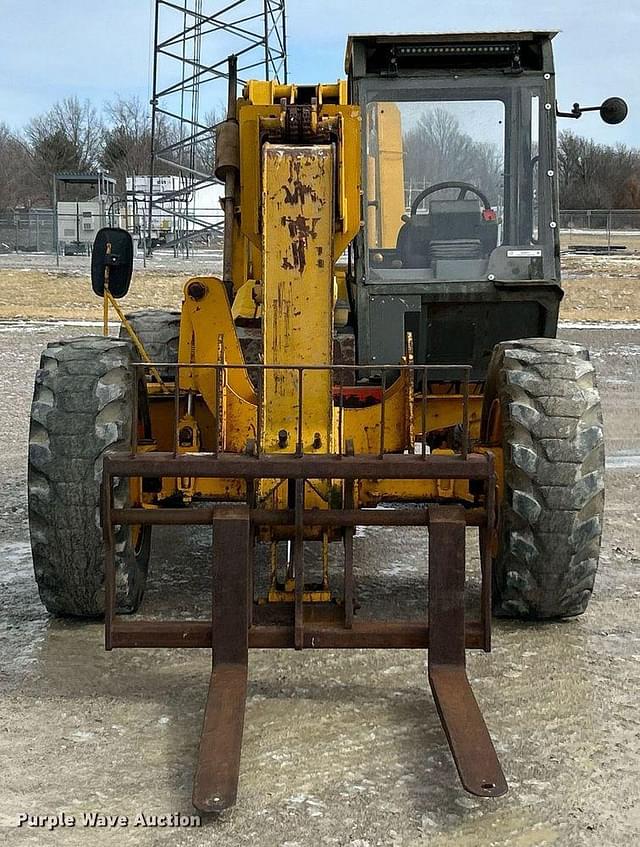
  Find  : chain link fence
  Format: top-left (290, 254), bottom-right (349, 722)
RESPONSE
top-left (0, 209), bottom-right (55, 253)
top-left (559, 210), bottom-right (640, 253)
top-left (3, 206), bottom-right (640, 256)
top-left (0, 206), bottom-right (225, 259)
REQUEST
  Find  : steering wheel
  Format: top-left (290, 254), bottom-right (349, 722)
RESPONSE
top-left (410, 181), bottom-right (492, 216)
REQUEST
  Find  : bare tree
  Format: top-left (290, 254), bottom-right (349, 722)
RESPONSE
top-left (26, 97), bottom-right (102, 167)
top-left (102, 96), bottom-right (153, 189)
top-left (0, 123), bottom-right (34, 207)
top-left (196, 109), bottom-right (222, 177)
top-left (558, 130), bottom-right (640, 208)
top-left (24, 97), bottom-right (103, 201)
top-left (616, 175), bottom-right (640, 209)
top-left (101, 96), bottom-right (222, 191)
top-left (403, 108), bottom-right (503, 205)
top-left (5, 96), bottom-right (640, 216)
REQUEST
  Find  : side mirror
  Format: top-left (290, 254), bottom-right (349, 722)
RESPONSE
top-left (599, 96), bottom-right (628, 125)
top-left (557, 97), bottom-right (628, 125)
top-left (91, 227), bottom-right (134, 299)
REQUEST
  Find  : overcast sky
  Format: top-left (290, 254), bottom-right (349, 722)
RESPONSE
top-left (1, 0), bottom-right (637, 145)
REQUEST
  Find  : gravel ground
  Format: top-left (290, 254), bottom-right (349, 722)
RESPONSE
top-left (0, 321), bottom-right (639, 846)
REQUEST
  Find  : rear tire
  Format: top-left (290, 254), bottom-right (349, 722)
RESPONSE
top-left (482, 338), bottom-right (605, 619)
top-left (28, 336), bottom-right (150, 617)
top-left (119, 309), bottom-right (180, 380)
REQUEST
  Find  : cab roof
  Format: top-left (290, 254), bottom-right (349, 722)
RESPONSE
top-left (345, 31), bottom-right (558, 73)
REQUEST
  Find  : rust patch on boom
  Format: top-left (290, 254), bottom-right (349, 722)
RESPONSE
top-left (280, 214), bottom-right (320, 274)
top-left (281, 156), bottom-right (328, 209)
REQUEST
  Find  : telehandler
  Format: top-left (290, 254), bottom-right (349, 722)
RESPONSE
top-left (28, 31), bottom-right (627, 810)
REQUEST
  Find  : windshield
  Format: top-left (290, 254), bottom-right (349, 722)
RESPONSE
top-left (365, 90), bottom-right (547, 281)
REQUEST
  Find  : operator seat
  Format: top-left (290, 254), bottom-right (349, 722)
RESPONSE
top-left (396, 182), bottom-right (498, 270)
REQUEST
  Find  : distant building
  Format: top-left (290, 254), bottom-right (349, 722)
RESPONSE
top-left (54, 173), bottom-right (116, 256)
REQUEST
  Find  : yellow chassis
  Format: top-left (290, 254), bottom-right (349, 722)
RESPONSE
top-left (106, 83), bottom-right (505, 541)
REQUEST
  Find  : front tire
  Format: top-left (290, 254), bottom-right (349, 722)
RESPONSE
top-left (28, 336), bottom-right (150, 617)
top-left (119, 309), bottom-right (180, 380)
top-left (482, 338), bottom-right (605, 619)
